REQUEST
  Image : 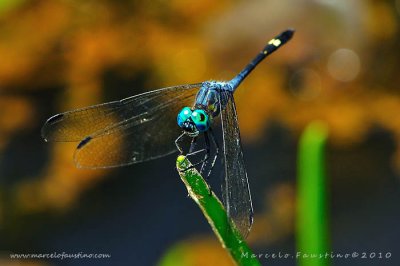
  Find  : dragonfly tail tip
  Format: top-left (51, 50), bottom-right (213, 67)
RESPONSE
top-left (283, 29), bottom-right (295, 40)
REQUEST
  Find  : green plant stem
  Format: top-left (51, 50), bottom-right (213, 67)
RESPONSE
top-left (176, 156), bottom-right (261, 266)
top-left (296, 121), bottom-right (330, 266)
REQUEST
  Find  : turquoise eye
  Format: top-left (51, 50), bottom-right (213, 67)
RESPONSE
top-left (177, 107), bottom-right (192, 127)
top-left (191, 109), bottom-right (210, 132)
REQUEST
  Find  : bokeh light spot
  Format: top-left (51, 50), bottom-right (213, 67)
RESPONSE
top-left (327, 48), bottom-right (361, 82)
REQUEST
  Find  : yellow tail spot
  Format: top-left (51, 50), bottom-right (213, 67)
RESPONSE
top-left (268, 38), bottom-right (282, 47)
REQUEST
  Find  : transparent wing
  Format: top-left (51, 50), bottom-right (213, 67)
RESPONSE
top-left (219, 89), bottom-right (253, 238)
top-left (42, 84), bottom-right (201, 168)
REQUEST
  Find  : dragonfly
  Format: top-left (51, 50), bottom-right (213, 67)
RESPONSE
top-left (42, 29), bottom-right (294, 238)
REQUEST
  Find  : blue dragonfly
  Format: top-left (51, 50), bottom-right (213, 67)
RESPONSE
top-left (42, 29), bottom-right (294, 238)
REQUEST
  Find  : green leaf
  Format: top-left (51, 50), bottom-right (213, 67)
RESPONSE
top-left (296, 121), bottom-right (331, 266)
top-left (175, 155), bottom-right (261, 266)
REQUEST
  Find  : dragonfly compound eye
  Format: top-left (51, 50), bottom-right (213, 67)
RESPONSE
top-left (177, 107), bottom-right (192, 127)
top-left (191, 109), bottom-right (210, 132)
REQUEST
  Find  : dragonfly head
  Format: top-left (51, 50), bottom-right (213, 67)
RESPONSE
top-left (177, 107), bottom-right (210, 136)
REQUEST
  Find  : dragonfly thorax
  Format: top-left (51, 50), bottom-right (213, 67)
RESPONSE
top-left (195, 81), bottom-right (232, 117)
top-left (177, 107), bottom-right (210, 137)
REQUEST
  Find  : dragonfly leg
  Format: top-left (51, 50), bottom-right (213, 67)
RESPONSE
top-left (202, 131), bottom-right (213, 195)
top-left (182, 134), bottom-right (210, 172)
top-left (189, 136), bottom-right (197, 153)
top-left (180, 133), bottom-right (213, 195)
top-left (203, 127), bottom-right (219, 180)
top-left (175, 132), bottom-right (186, 154)
top-left (178, 140), bottom-right (207, 173)
top-left (199, 132), bottom-right (211, 176)
top-left (182, 149), bottom-right (208, 169)
top-left (186, 146), bottom-right (207, 157)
